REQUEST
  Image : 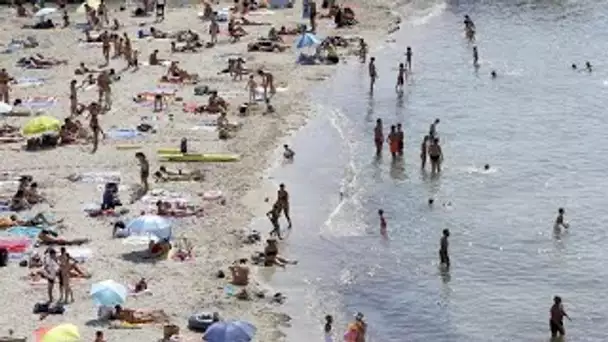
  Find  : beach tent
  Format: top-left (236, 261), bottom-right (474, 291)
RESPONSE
top-left (77, 0), bottom-right (101, 14)
top-left (203, 320), bottom-right (256, 342)
top-left (37, 324), bottom-right (80, 342)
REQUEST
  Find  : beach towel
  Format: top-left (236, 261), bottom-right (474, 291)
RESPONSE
top-left (13, 77), bottom-right (45, 88)
top-left (6, 226), bottom-right (42, 239)
top-left (24, 96), bottom-right (57, 108)
top-left (182, 103), bottom-right (199, 113)
top-left (106, 128), bottom-right (141, 140)
top-left (70, 171), bottom-right (121, 183)
top-left (0, 237), bottom-right (32, 253)
top-left (64, 247), bottom-right (92, 262)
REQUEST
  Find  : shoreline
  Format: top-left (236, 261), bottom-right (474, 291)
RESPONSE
top-left (0, 1), bottom-right (399, 341)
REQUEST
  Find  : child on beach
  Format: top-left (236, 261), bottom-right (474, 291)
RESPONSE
top-left (246, 75), bottom-right (257, 104)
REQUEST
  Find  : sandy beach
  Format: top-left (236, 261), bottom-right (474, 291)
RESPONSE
top-left (0, 0), bottom-right (398, 340)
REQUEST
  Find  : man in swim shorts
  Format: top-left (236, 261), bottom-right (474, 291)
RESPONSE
top-left (275, 183), bottom-right (292, 228)
top-left (368, 57), bottom-right (377, 93)
top-left (428, 138), bottom-right (443, 174)
top-left (135, 152), bottom-right (150, 193)
top-left (554, 207), bottom-right (569, 230)
top-left (396, 123), bottom-right (404, 156)
top-left (374, 118), bottom-right (383, 156)
top-left (266, 202), bottom-right (282, 239)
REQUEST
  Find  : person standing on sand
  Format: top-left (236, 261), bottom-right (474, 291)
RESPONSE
top-left (209, 17), bottom-right (219, 45)
top-left (123, 33), bottom-right (132, 64)
top-left (58, 247), bottom-right (74, 303)
top-left (98, 0), bottom-right (109, 24)
top-left (439, 228), bottom-right (450, 268)
top-left (309, 0), bottom-right (317, 33)
top-left (374, 118), bottom-right (383, 156)
top-left (550, 296), bottom-right (571, 339)
top-left (97, 71), bottom-right (112, 110)
top-left (135, 152), bottom-right (150, 193)
top-left (420, 135), bottom-right (429, 169)
top-left (86, 102), bottom-right (104, 153)
top-left (395, 63), bottom-right (405, 93)
top-left (69, 80), bottom-right (78, 116)
top-left (368, 57), bottom-right (377, 93)
top-left (276, 183), bottom-right (292, 228)
top-left (405, 46), bottom-right (413, 72)
top-left (246, 75), bottom-right (257, 104)
top-left (101, 31), bottom-right (111, 66)
top-left (43, 248), bottom-right (59, 303)
top-left (0, 68), bottom-right (13, 103)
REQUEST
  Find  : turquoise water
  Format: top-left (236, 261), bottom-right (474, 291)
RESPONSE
top-left (260, 0), bottom-right (608, 341)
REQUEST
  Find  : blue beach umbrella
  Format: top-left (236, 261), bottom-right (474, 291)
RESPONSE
top-left (203, 320), bottom-right (256, 342)
top-left (90, 279), bottom-right (128, 306)
top-left (126, 214), bottom-right (172, 240)
top-left (295, 33), bottom-right (321, 49)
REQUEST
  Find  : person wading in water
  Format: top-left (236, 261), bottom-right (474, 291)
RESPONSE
top-left (275, 183), bottom-right (292, 229)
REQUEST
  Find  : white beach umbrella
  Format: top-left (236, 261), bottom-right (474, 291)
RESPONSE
top-left (0, 102), bottom-right (12, 114)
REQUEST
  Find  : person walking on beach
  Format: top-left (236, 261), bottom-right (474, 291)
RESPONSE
top-left (428, 138), bottom-right (443, 174)
top-left (276, 183), bottom-right (292, 229)
top-left (258, 69), bottom-right (276, 101)
top-left (155, 0), bottom-right (166, 22)
top-left (387, 125), bottom-right (399, 160)
top-left (550, 296), bottom-right (571, 338)
top-left (374, 118), bottom-right (383, 156)
top-left (58, 247), bottom-right (74, 303)
top-left (324, 314), bottom-right (334, 342)
top-left (69, 80), bottom-right (78, 116)
top-left (396, 123), bottom-right (404, 156)
top-left (405, 46), bottom-right (413, 71)
top-left (368, 57), bottom-right (377, 93)
top-left (266, 202), bottom-right (282, 239)
top-left (209, 17), bottom-right (219, 45)
top-left (87, 102), bottom-right (104, 153)
top-left (472, 46), bottom-right (479, 67)
top-left (135, 152), bottom-right (150, 193)
top-left (395, 63), bottom-right (405, 93)
top-left (378, 209), bottom-right (387, 237)
top-left (0, 68), bottom-right (12, 103)
top-left (554, 208), bottom-right (569, 230)
top-left (101, 31), bottom-right (111, 66)
top-left (358, 38), bottom-right (368, 63)
top-left (420, 135), bottom-right (429, 169)
top-left (439, 228), bottom-right (450, 268)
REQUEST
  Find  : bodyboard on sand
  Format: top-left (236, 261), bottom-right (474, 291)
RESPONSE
top-left (158, 152), bottom-right (240, 163)
top-left (116, 145), bottom-right (142, 150)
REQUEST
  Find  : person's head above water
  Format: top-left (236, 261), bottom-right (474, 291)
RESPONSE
top-left (491, 70), bottom-right (497, 78)
top-left (370, 57), bottom-right (375, 62)
top-left (376, 118), bottom-right (382, 125)
top-left (378, 209), bottom-right (384, 215)
top-left (585, 61), bottom-right (592, 70)
top-left (571, 63), bottom-right (577, 70)
top-left (428, 198), bottom-right (434, 205)
top-left (434, 118), bottom-right (440, 124)
top-left (390, 125), bottom-right (396, 131)
top-left (558, 207), bottom-right (565, 215)
top-left (399, 62), bottom-right (404, 69)
top-left (325, 315), bottom-right (333, 323)
top-left (484, 164), bottom-right (490, 170)
top-left (443, 228), bottom-right (450, 237)
top-left (554, 296), bottom-right (562, 304)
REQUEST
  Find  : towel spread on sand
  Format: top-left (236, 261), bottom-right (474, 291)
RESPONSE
top-left (69, 171), bottom-right (121, 183)
top-left (106, 128), bottom-right (141, 140)
top-left (6, 226), bottom-right (43, 239)
top-left (13, 77), bottom-right (45, 88)
top-left (24, 96), bottom-right (57, 108)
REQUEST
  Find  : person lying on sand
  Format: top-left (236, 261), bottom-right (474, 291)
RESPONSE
top-left (263, 238), bottom-right (297, 267)
top-left (229, 258), bottom-right (250, 286)
top-left (37, 230), bottom-right (90, 246)
top-left (267, 27), bottom-right (283, 42)
top-left (22, 19), bottom-right (55, 29)
top-left (153, 168), bottom-right (203, 182)
top-left (172, 238), bottom-right (193, 261)
top-left (278, 25), bottom-right (300, 35)
top-left (170, 41), bottom-right (198, 53)
top-left (163, 62), bottom-right (199, 83)
top-left (75, 62), bottom-right (99, 75)
top-left (0, 212), bottom-right (60, 228)
top-left (10, 190), bottom-right (31, 211)
top-left (112, 305), bottom-right (170, 324)
top-left (150, 27), bottom-right (170, 39)
top-left (238, 16), bottom-right (271, 26)
top-left (155, 200), bottom-right (204, 217)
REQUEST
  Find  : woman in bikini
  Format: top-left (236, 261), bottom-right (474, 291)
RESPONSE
top-left (427, 138), bottom-right (443, 174)
top-left (275, 183), bottom-right (292, 228)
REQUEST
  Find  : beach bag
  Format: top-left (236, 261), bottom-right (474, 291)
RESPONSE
top-left (0, 248), bottom-right (8, 267)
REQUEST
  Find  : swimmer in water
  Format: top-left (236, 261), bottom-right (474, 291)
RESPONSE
top-left (472, 46), bottom-right (479, 67)
top-left (585, 61), bottom-right (592, 72)
top-left (429, 119), bottom-right (440, 140)
top-left (283, 144), bottom-right (295, 160)
top-left (395, 63), bottom-right (405, 93)
top-left (368, 57), bottom-right (378, 94)
top-left (554, 207), bottom-right (569, 230)
top-left (374, 118), bottom-right (384, 156)
top-left (405, 46), bottom-right (413, 72)
top-left (420, 135), bottom-right (429, 169)
top-left (428, 198), bottom-right (434, 206)
top-left (571, 63), bottom-right (577, 70)
top-left (549, 296), bottom-right (571, 339)
top-left (491, 70), bottom-right (497, 79)
top-left (439, 228), bottom-right (450, 268)
top-left (379, 209), bottom-right (387, 236)
top-left (464, 15), bottom-right (475, 42)
top-left (484, 164), bottom-right (490, 170)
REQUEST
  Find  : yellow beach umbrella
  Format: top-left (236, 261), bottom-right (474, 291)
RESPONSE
top-left (41, 324), bottom-right (80, 342)
top-left (77, 0), bottom-right (101, 14)
top-left (22, 115), bottom-right (61, 136)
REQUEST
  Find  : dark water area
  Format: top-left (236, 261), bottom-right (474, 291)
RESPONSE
top-left (257, 0), bottom-right (608, 341)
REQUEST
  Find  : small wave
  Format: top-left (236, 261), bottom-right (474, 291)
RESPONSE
top-left (405, 0), bottom-right (448, 26)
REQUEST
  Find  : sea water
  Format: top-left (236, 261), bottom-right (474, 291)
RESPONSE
top-left (259, 0), bottom-right (608, 341)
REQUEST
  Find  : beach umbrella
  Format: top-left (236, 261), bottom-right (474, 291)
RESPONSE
top-left (90, 279), bottom-right (128, 306)
top-left (126, 214), bottom-right (172, 240)
top-left (34, 7), bottom-right (57, 17)
top-left (22, 115), bottom-right (61, 136)
top-left (40, 324), bottom-right (80, 342)
top-left (0, 102), bottom-right (12, 114)
top-left (295, 33), bottom-right (321, 49)
top-left (203, 320), bottom-right (256, 342)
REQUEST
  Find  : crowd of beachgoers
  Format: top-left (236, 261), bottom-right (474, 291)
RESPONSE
top-left (0, 0), bottom-right (398, 340)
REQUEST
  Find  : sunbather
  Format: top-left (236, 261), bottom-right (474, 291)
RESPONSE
top-left (170, 41), bottom-right (198, 53)
top-left (147, 239), bottom-right (171, 258)
top-left (278, 25), bottom-right (300, 35)
top-left (148, 50), bottom-right (168, 65)
top-left (112, 305), bottom-right (170, 324)
top-left (10, 190), bottom-right (31, 211)
top-left (81, 30), bottom-right (102, 43)
top-left (22, 19), bottom-right (55, 29)
top-left (247, 39), bottom-right (287, 52)
top-left (229, 258), bottom-right (250, 286)
top-left (172, 238), bottom-right (193, 261)
top-left (155, 200), bottom-right (203, 217)
top-left (267, 27), bottom-right (283, 42)
top-left (37, 230), bottom-right (90, 246)
top-left (239, 16), bottom-right (270, 26)
top-left (263, 238), bottom-right (297, 267)
top-left (75, 63), bottom-right (99, 75)
top-left (164, 61), bottom-right (198, 83)
top-left (150, 27), bottom-right (169, 39)
top-left (153, 169), bottom-right (203, 182)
